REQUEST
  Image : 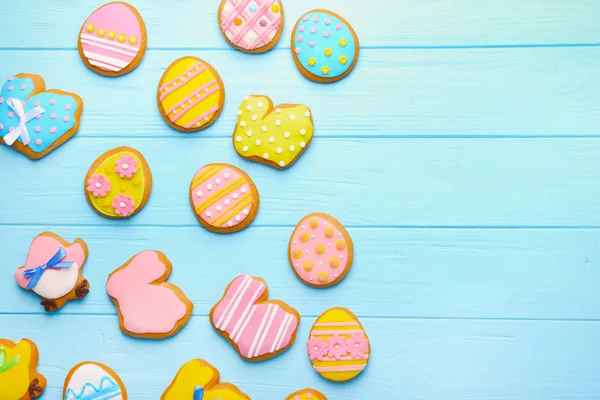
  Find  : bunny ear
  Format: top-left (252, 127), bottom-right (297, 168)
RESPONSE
top-left (162, 360), bottom-right (216, 400)
top-left (238, 95), bottom-right (272, 120)
top-left (211, 275), bottom-right (267, 332)
top-left (108, 251), bottom-right (169, 288)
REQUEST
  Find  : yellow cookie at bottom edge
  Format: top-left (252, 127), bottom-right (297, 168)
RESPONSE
top-left (286, 389), bottom-right (328, 400)
top-left (161, 359), bottom-right (250, 400)
top-left (0, 338), bottom-right (45, 400)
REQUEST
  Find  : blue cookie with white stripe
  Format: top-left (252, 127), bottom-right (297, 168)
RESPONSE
top-left (291, 9), bottom-right (359, 83)
top-left (0, 74), bottom-right (83, 159)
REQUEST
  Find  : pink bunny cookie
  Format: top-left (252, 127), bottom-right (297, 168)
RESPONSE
top-left (15, 232), bottom-right (89, 312)
top-left (106, 250), bottom-right (193, 339)
top-left (210, 275), bottom-right (300, 361)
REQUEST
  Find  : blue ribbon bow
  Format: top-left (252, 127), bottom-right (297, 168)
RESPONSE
top-left (22, 247), bottom-right (73, 289)
top-left (194, 386), bottom-right (204, 400)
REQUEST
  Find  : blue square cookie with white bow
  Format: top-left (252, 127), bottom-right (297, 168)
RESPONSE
top-left (0, 73), bottom-right (83, 159)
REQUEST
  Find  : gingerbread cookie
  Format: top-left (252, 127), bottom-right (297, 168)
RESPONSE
top-left (289, 213), bottom-right (353, 287)
top-left (63, 362), bottom-right (127, 400)
top-left (84, 146), bottom-right (152, 219)
top-left (162, 359), bottom-right (250, 400)
top-left (0, 339), bottom-right (46, 400)
top-left (233, 95), bottom-right (314, 169)
top-left (189, 163), bottom-right (259, 233)
top-left (78, 2), bottom-right (147, 76)
top-left (218, 0), bottom-right (284, 53)
top-left (286, 389), bottom-right (328, 400)
top-left (210, 275), bottom-right (300, 361)
top-left (15, 232), bottom-right (89, 312)
top-left (106, 250), bottom-right (193, 339)
top-left (307, 307), bottom-right (370, 382)
top-left (291, 10), bottom-right (359, 83)
top-left (157, 56), bottom-right (225, 132)
top-left (0, 73), bottom-right (83, 159)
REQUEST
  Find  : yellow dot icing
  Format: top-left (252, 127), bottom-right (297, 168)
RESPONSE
top-left (232, 95), bottom-right (314, 169)
top-left (117, 34), bottom-right (126, 43)
top-left (97, 28), bottom-right (106, 37)
top-left (0, 340), bottom-right (34, 398)
top-left (86, 24), bottom-right (95, 33)
top-left (107, 31), bottom-right (116, 40)
top-left (129, 36), bottom-right (138, 45)
top-left (304, 261), bottom-right (314, 271)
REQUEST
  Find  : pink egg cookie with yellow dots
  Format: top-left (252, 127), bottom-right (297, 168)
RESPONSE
top-left (289, 213), bottom-right (353, 287)
top-left (78, 2), bottom-right (147, 76)
top-left (286, 389), bottom-right (328, 400)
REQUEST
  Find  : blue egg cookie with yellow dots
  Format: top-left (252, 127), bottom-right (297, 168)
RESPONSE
top-left (291, 10), bottom-right (359, 83)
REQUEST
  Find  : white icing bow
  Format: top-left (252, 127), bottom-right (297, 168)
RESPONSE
top-left (3, 98), bottom-right (45, 146)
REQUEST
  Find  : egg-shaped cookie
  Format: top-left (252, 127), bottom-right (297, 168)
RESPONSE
top-left (84, 146), bottom-right (152, 219)
top-left (189, 163), bottom-right (259, 233)
top-left (157, 56), bottom-right (225, 132)
top-left (233, 95), bottom-right (314, 169)
top-left (78, 2), bottom-right (147, 76)
top-left (63, 361), bottom-right (127, 399)
top-left (286, 389), bottom-right (328, 400)
top-left (307, 307), bottom-right (370, 382)
top-left (291, 10), bottom-right (359, 83)
top-left (289, 213), bottom-right (353, 287)
top-left (218, 0), bottom-right (284, 53)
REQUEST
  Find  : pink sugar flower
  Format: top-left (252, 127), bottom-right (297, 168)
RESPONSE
top-left (86, 174), bottom-right (111, 197)
top-left (307, 336), bottom-right (327, 361)
top-left (346, 333), bottom-right (369, 358)
top-left (115, 155), bottom-right (138, 178)
top-left (326, 334), bottom-right (348, 360)
top-left (112, 194), bottom-right (135, 217)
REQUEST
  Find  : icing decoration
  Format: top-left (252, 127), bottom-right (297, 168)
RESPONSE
top-left (0, 74), bottom-right (82, 159)
top-left (232, 95), bottom-right (314, 169)
top-left (219, 0), bottom-right (284, 52)
top-left (289, 213), bottom-right (353, 287)
top-left (161, 359), bottom-right (250, 400)
top-left (189, 163), bottom-right (259, 233)
top-left (106, 250), bottom-right (193, 338)
top-left (210, 275), bottom-right (300, 361)
top-left (62, 362), bottom-right (127, 400)
top-left (285, 389), bottom-right (328, 400)
top-left (307, 308), bottom-right (370, 382)
top-left (157, 56), bottom-right (225, 132)
top-left (78, 2), bottom-right (147, 76)
top-left (84, 146), bottom-right (152, 219)
top-left (291, 10), bottom-right (359, 82)
top-left (15, 232), bottom-right (89, 311)
top-left (0, 339), bottom-right (46, 400)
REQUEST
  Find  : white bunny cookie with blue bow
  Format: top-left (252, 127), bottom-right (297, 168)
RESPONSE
top-left (15, 232), bottom-right (89, 312)
top-left (0, 73), bottom-right (83, 159)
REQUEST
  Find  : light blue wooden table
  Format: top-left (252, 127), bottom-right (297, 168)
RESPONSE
top-left (2, 1), bottom-right (600, 398)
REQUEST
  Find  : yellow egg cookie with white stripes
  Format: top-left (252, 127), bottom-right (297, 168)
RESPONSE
top-left (157, 56), bottom-right (225, 132)
top-left (233, 95), bottom-right (314, 169)
top-left (189, 163), bottom-right (259, 233)
top-left (307, 307), bottom-right (370, 382)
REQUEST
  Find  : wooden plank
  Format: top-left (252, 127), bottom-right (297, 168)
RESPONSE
top-left (0, 314), bottom-right (598, 399)
top-left (2, 137), bottom-right (600, 226)
top-left (1, 0), bottom-right (599, 49)
top-left (1, 48), bottom-right (600, 138)
top-left (2, 226), bottom-right (600, 319)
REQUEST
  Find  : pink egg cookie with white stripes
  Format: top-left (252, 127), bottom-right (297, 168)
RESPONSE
top-left (289, 213), bottom-right (353, 288)
top-left (307, 307), bottom-right (370, 382)
top-left (78, 2), bottom-right (147, 76)
top-left (210, 275), bottom-right (300, 361)
top-left (218, 0), bottom-right (284, 53)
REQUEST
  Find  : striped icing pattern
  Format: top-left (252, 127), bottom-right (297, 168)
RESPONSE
top-left (158, 57), bottom-right (223, 130)
top-left (212, 275), bottom-right (299, 359)
top-left (308, 308), bottom-right (370, 381)
top-left (79, 3), bottom-right (143, 73)
top-left (190, 164), bottom-right (256, 228)
top-left (219, 0), bottom-right (283, 51)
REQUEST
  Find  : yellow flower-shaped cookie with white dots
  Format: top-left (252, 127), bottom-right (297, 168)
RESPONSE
top-left (232, 95), bottom-right (314, 169)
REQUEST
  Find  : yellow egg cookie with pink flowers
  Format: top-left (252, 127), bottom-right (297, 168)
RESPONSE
top-left (286, 389), bottom-right (328, 400)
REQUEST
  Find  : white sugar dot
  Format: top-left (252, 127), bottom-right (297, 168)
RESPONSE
top-left (275, 120), bottom-right (281, 126)
top-left (276, 148), bottom-right (282, 154)
top-left (284, 132), bottom-right (290, 138)
top-left (237, 110), bottom-right (242, 115)
top-left (196, 190), bottom-right (203, 197)
top-left (196, 94), bottom-right (200, 99)
top-left (224, 199), bottom-right (230, 205)
top-left (240, 121), bottom-right (246, 127)
top-left (246, 105), bottom-right (252, 111)
top-left (255, 139), bottom-right (261, 145)
top-left (180, 77), bottom-right (185, 82)
top-left (289, 145), bottom-right (296, 151)
top-left (263, 153), bottom-right (269, 159)
top-left (235, 136), bottom-right (242, 142)
top-left (216, 205), bottom-right (222, 211)
top-left (244, 95), bottom-right (250, 100)
top-left (188, 100), bottom-right (193, 104)
top-left (233, 193), bottom-right (239, 199)
top-left (119, 202), bottom-right (126, 208)
top-left (122, 163), bottom-right (129, 170)
top-left (276, 108), bottom-right (281, 114)
top-left (335, 274), bottom-right (339, 278)
top-left (328, 243), bottom-right (332, 247)
top-left (279, 161), bottom-right (285, 166)
top-left (95, 182), bottom-right (102, 188)
top-left (207, 184), bottom-right (213, 190)
top-left (252, 114), bottom-right (258, 121)
top-left (269, 137), bottom-right (275, 143)
top-left (311, 234), bottom-right (315, 238)
top-left (216, 179), bottom-right (221, 184)
top-left (340, 255), bottom-right (343, 258)
top-left (305, 250), bottom-right (309, 253)
top-left (224, 173), bottom-right (230, 179)
top-left (300, 129), bottom-right (306, 135)
top-left (173, 110), bottom-right (178, 115)
top-left (205, 117), bottom-right (209, 121)
top-left (227, 221), bottom-right (233, 226)
top-left (300, 142), bottom-right (306, 148)
top-left (235, 215), bottom-right (241, 221)
top-left (206, 211), bottom-right (212, 217)
top-left (246, 130), bottom-right (253, 137)
top-left (305, 111), bottom-right (311, 117)
top-left (241, 187), bottom-right (247, 193)
top-left (261, 126), bottom-right (267, 132)
top-left (243, 209), bottom-right (249, 215)
top-left (289, 115), bottom-right (295, 120)
top-left (187, 72), bottom-right (191, 76)
top-left (243, 146), bottom-right (249, 152)
top-left (258, 102), bottom-right (264, 108)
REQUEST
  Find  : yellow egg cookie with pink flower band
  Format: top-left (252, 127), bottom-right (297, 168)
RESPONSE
top-left (307, 307), bottom-right (370, 382)
top-left (286, 389), bottom-right (328, 400)
top-left (233, 95), bottom-right (314, 169)
top-left (84, 146), bottom-right (152, 219)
